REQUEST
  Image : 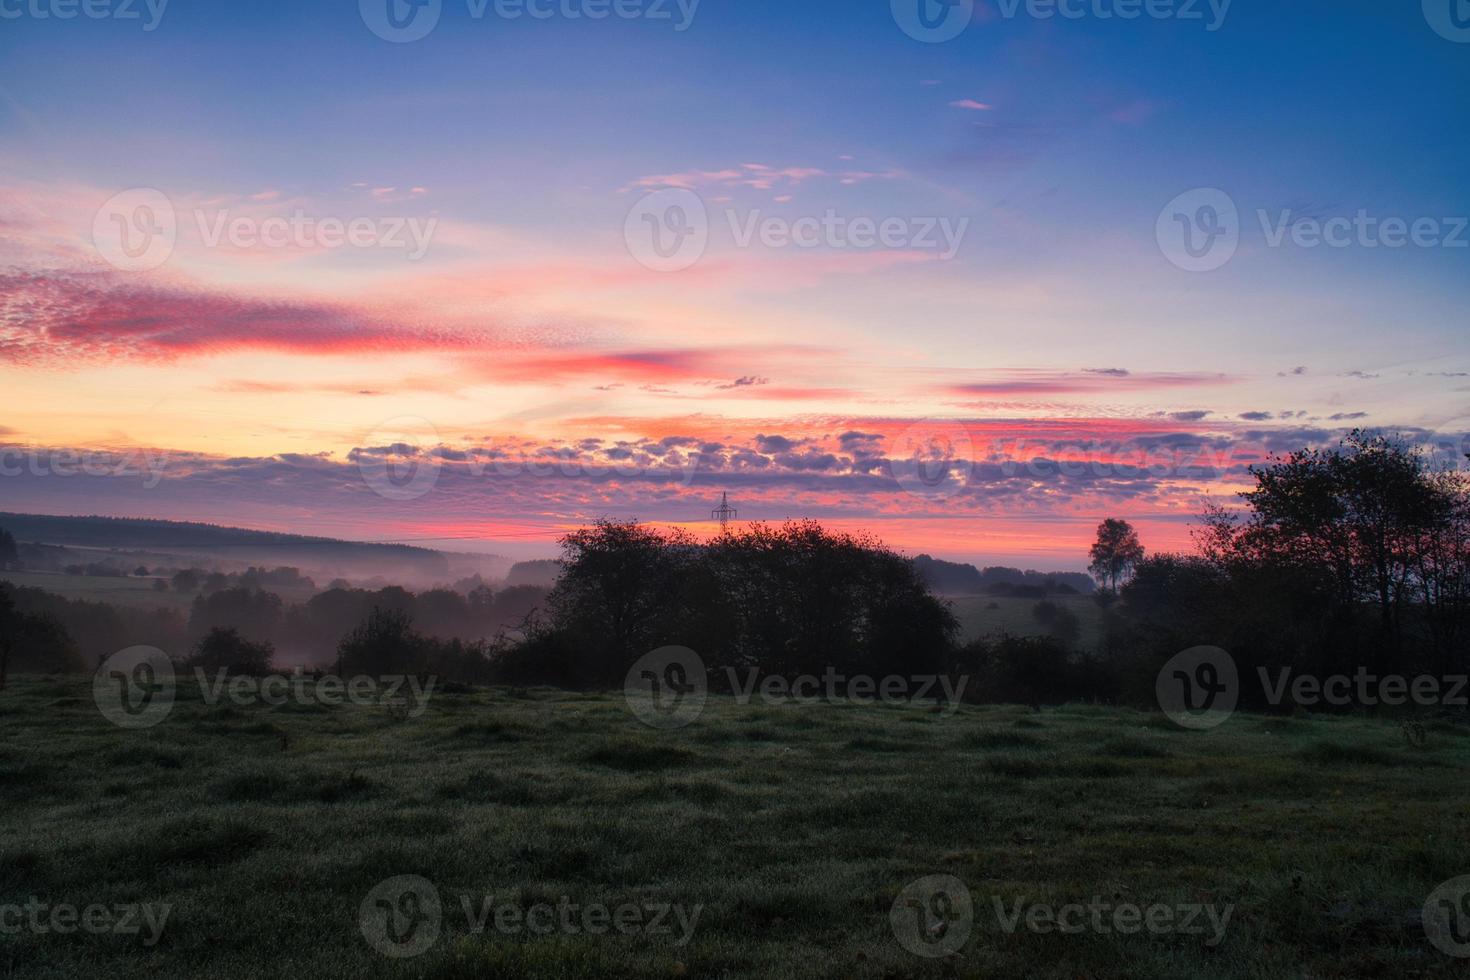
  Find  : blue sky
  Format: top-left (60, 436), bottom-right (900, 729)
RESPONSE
top-left (1, 0), bottom-right (1467, 564)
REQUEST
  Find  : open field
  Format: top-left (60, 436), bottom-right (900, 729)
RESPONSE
top-left (946, 594), bottom-right (1107, 648)
top-left (2, 677), bottom-right (1468, 979)
top-left (0, 571), bottom-right (319, 614)
top-left (0, 571), bottom-right (193, 611)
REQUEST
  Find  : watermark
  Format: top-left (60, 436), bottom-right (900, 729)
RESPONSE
top-left (722, 666), bottom-right (968, 716)
top-left (1258, 668), bottom-right (1467, 709)
top-left (93, 646), bottom-right (436, 729)
top-left (992, 894), bottom-right (1233, 945)
top-left (356, 416), bottom-right (445, 502)
top-left (1156, 188), bottom-right (1239, 273)
top-left (624, 646), bottom-right (707, 730)
top-left (191, 669), bottom-right (436, 716)
top-left (93, 646), bottom-right (176, 730)
top-left (92, 189), bottom-right (438, 271)
top-left (891, 0), bottom-right (974, 43)
top-left (93, 188), bottom-right (176, 272)
top-left (0, 0), bottom-right (168, 30)
top-left (1426, 417), bottom-right (1470, 473)
top-left (0, 900), bottom-right (170, 946)
top-left (1258, 210), bottom-right (1467, 251)
top-left (1424, 876), bottom-right (1470, 957)
top-left (0, 446), bottom-right (169, 489)
top-left (623, 189), bottom-right (969, 272)
top-left (891, 875), bottom-right (973, 957)
top-left (1423, 0), bottom-right (1470, 43)
top-left (993, 0), bottom-right (1231, 30)
top-left (888, 420), bottom-right (974, 501)
top-left (354, 416), bottom-right (706, 502)
top-left (360, 0), bottom-right (700, 43)
top-left (892, 0), bottom-right (1230, 42)
top-left (359, 875), bottom-right (701, 958)
top-left (1159, 189), bottom-right (1469, 271)
top-left (1156, 646), bottom-right (1238, 730)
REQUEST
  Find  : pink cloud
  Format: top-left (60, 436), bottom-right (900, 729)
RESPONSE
top-left (949, 99), bottom-right (994, 111)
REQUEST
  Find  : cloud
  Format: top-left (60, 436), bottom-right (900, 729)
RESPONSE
top-left (949, 99), bottom-right (994, 111)
top-left (718, 375), bottom-right (770, 389)
top-left (945, 370), bottom-right (1232, 398)
top-left (1238, 412), bottom-right (1274, 421)
top-left (0, 270), bottom-right (506, 364)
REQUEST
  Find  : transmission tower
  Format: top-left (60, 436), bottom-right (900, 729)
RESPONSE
top-left (711, 491), bottom-right (737, 531)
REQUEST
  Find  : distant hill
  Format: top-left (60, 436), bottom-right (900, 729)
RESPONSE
top-left (0, 512), bottom-right (454, 578)
top-left (913, 554), bottom-right (1094, 596)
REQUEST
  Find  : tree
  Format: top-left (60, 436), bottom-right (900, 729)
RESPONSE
top-left (186, 627), bottom-right (274, 676)
top-left (0, 527), bottom-right (17, 570)
top-left (547, 520), bottom-right (700, 683)
top-left (1089, 518), bottom-right (1145, 594)
top-left (336, 606), bottom-right (424, 676)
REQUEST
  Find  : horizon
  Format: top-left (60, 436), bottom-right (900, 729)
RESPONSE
top-left (3, 0), bottom-right (1468, 566)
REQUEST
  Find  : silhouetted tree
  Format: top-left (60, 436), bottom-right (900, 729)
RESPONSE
top-left (186, 627), bottom-right (274, 676)
top-left (1089, 518), bottom-right (1145, 594)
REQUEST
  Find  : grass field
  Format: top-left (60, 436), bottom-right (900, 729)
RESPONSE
top-left (0, 571), bottom-right (320, 614)
top-left (0, 571), bottom-right (195, 612)
top-left (2, 676), bottom-right (1468, 979)
top-left (946, 594), bottom-right (1107, 648)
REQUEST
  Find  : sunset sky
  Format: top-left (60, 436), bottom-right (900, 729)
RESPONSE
top-left (2, 0), bottom-right (1467, 567)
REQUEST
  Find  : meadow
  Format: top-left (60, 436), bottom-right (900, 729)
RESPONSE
top-left (1, 676), bottom-right (1467, 979)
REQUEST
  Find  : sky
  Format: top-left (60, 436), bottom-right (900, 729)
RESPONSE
top-left (1, 0), bottom-right (1467, 568)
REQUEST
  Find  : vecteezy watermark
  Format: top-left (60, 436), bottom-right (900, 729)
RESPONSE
top-left (722, 667), bottom-right (968, 716)
top-left (1156, 646), bottom-right (1238, 730)
top-left (93, 188), bottom-right (177, 272)
top-left (1426, 417), bottom-right (1470, 474)
top-left (93, 646), bottom-right (177, 730)
top-left (891, 0), bottom-right (1229, 42)
top-left (355, 416), bottom-right (445, 502)
top-left (1258, 210), bottom-right (1468, 251)
top-left (1423, 0), bottom-right (1470, 43)
top-left (1424, 876), bottom-right (1470, 957)
top-left (0, 0), bottom-right (168, 30)
top-left (1158, 189), bottom-right (1469, 271)
top-left (0, 900), bottom-right (171, 947)
top-left (891, 875), bottom-right (973, 957)
top-left (359, 876), bottom-right (702, 958)
top-left (93, 646), bottom-right (436, 729)
top-left (991, 894), bottom-right (1233, 946)
top-left (1156, 188), bottom-right (1240, 273)
top-left (92, 189), bottom-right (438, 271)
top-left (888, 420), bottom-right (974, 502)
top-left (624, 646), bottom-right (707, 730)
top-left (992, 0), bottom-right (1231, 29)
top-left (623, 189), bottom-right (970, 272)
top-left (1257, 668), bottom-right (1468, 709)
top-left (0, 446), bottom-right (169, 489)
top-left (359, 0), bottom-right (700, 43)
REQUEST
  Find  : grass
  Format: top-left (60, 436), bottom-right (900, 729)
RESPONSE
top-left (0, 675), bottom-right (1467, 978)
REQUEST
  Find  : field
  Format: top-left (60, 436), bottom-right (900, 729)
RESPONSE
top-left (0, 571), bottom-right (196, 612)
top-left (2, 677), bottom-right (1468, 979)
top-left (0, 570), bottom-right (320, 614)
top-left (946, 594), bottom-right (1107, 647)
